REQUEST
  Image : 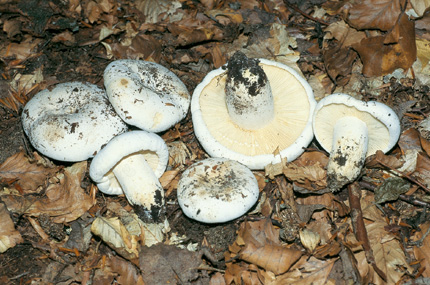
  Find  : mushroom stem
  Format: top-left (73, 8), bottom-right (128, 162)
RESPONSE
top-left (112, 154), bottom-right (165, 222)
top-left (327, 116), bottom-right (369, 191)
top-left (225, 52), bottom-right (275, 130)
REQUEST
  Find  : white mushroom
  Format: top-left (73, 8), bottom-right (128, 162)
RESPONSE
top-left (103, 59), bottom-right (191, 133)
top-left (177, 157), bottom-right (259, 223)
top-left (191, 52), bottom-right (316, 170)
top-left (313, 93), bottom-right (401, 191)
top-left (21, 82), bottom-right (128, 162)
top-left (89, 131), bottom-right (169, 223)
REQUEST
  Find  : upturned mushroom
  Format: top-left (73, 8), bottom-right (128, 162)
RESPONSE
top-left (191, 52), bottom-right (316, 170)
top-left (103, 59), bottom-right (191, 133)
top-left (21, 82), bottom-right (128, 162)
top-left (313, 93), bottom-right (401, 191)
top-left (177, 157), bottom-right (259, 223)
top-left (89, 130), bottom-right (169, 223)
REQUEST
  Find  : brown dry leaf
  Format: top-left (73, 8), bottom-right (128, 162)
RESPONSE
top-left (0, 203), bottom-right (23, 253)
top-left (272, 256), bottom-right (336, 284)
top-left (93, 254), bottom-right (144, 284)
top-left (347, 0), bottom-right (406, 31)
top-left (205, 9), bottom-right (244, 25)
top-left (359, 195), bottom-right (413, 283)
top-left (91, 216), bottom-right (140, 261)
top-left (324, 20), bottom-right (366, 48)
top-left (0, 35), bottom-right (42, 60)
top-left (413, 152), bottom-right (430, 188)
top-left (410, 0), bottom-right (430, 17)
top-left (365, 150), bottom-right (404, 169)
top-left (224, 262), bottom-right (261, 285)
top-left (411, 222), bottom-right (430, 277)
top-left (139, 243), bottom-right (205, 284)
top-left (240, 242), bottom-right (302, 275)
top-left (0, 151), bottom-right (59, 194)
top-left (364, 221), bottom-right (412, 283)
top-left (51, 30), bottom-right (76, 46)
top-left (108, 32), bottom-right (162, 61)
top-left (283, 162), bottom-right (327, 190)
top-left (323, 42), bottom-right (357, 84)
top-left (210, 272), bottom-right (227, 285)
top-left (231, 219), bottom-right (302, 275)
top-left (353, 13), bottom-right (416, 77)
top-left (2, 161), bottom-right (94, 223)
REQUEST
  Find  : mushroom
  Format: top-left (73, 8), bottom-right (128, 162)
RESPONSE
top-left (21, 82), bottom-right (128, 162)
top-left (177, 157), bottom-right (259, 223)
top-left (312, 93), bottom-right (401, 191)
top-left (89, 130), bottom-right (169, 223)
top-left (103, 59), bottom-right (191, 133)
top-left (191, 52), bottom-right (316, 170)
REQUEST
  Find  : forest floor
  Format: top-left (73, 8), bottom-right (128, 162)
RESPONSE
top-left (1, 0), bottom-right (430, 284)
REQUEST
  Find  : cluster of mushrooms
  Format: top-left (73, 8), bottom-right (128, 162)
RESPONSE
top-left (21, 52), bottom-right (401, 225)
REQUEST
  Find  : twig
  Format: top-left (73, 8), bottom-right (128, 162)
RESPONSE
top-left (348, 182), bottom-right (387, 282)
top-left (283, 0), bottom-right (330, 26)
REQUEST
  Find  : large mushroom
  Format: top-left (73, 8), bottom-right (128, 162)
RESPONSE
top-left (89, 130), bottom-right (169, 223)
top-left (177, 157), bottom-right (259, 223)
top-left (191, 52), bottom-right (316, 170)
top-left (103, 59), bottom-right (191, 133)
top-left (21, 82), bottom-right (128, 162)
top-left (313, 93), bottom-right (401, 191)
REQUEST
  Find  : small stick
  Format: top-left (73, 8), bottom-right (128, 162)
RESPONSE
top-left (283, 0), bottom-right (330, 26)
top-left (348, 182), bottom-right (387, 282)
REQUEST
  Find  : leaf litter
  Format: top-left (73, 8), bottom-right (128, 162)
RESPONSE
top-left (1, 0), bottom-right (430, 283)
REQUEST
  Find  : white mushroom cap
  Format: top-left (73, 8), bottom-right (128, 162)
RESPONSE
top-left (313, 93), bottom-right (401, 190)
top-left (104, 59), bottom-right (191, 133)
top-left (90, 130), bottom-right (169, 223)
top-left (21, 82), bottom-right (128, 162)
top-left (191, 58), bottom-right (316, 170)
top-left (313, 93), bottom-right (401, 156)
top-left (177, 157), bottom-right (259, 223)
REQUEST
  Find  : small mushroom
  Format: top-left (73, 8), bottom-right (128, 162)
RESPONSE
top-left (103, 59), bottom-right (191, 132)
top-left (313, 93), bottom-right (401, 191)
top-left (177, 157), bottom-right (259, 223)
top-left (89, 130), bottom-right (169, 223)
top-left (191, 52), bottom-right (316, 170)
top-left (21, 82), bottom-right (128, 162)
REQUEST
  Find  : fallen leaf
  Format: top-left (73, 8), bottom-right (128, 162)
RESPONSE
top-left (139, 243), bottom-right (205, 284)
top-left (1, 161), bottom-right (94, 223)
top-left (352, 13), bottom-right (416, 76)
top-left (91, 216), bottom-right (140, 260)
top-left (411, 222), bottom-right (430, 277)
top-left (374, 177), bottom-right (411, 203)
top-left (410, 0), bottom-right (430, 17)
top-left (0, 151), bottom-right (59, 193)
top-left (0, 203), bottom-right (23, 253)
top-left (347, 0), bottom-right (406, 31)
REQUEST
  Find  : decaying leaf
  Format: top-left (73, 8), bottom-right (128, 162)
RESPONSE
top-left (411, 222), bottom-right (430, 277)
top-left (374, 177), bottom-right (411, 203)
top-left (139, 243), bottom-right (207, 284)
top-left (94, 254), bottom-right (145, 284)
top-left (227, 219), bottom-right (302, 275)
top-left (365, 150), bottom-right (404, 170)
top-left (0, 151), bottom-right (59, 193)
top-left (91, 216), bottom-right (141, 261)
top-left (347, 0), bottom-right (406, 31)
top-left (273, 256), bottom-right (336, 284)
top-left (0, 203), bottom-right (23, 253)
top-left (352, 13), bottom-right (416, 76)
top-left (1, 161), bottom-right (94, 223)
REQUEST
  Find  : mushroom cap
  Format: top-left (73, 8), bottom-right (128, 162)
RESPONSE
top-left (177, 157), bottom-right (259, 223)
top-left (89, 130), bottom-right (169, 195)
top-left (313, 93), bottom-right (401, 156)
top-left (191, 59), bottom-right (316, 170)
top-left (104, 59), bottom-right (191, 133)
top-left (21, 82), bottom-right (128, 162)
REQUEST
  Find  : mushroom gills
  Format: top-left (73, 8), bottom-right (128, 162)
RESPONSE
top-left (112, 153), bottom-right (165, 222)
top-left (225, 52), bottom-right (275, 130)
top-left (327, 116), bottom-right (369, 191)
